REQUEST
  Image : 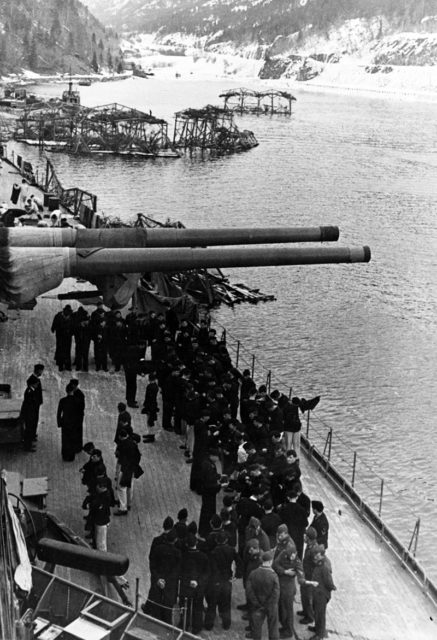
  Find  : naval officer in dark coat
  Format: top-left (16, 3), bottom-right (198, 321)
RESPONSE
top-left (21, 378), bottom-right (40, 451)
top-left (51, 305), bottom-right (73, 371)
top-left (57, 381), bottom-right (81, 461)
top-left (25, 363), bottom-right (44, 443)
top-left (70, 378), bottom-right (85, 453)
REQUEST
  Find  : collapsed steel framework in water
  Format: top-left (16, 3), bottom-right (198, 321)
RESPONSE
top-left (11, 100), bottom-right (259, 157)
top-left (14, 101), bottom-right (177, 156)
top-left (220, 88), bottom-right (296, 115)
top-left (173, 104), bottom-right (258, 154)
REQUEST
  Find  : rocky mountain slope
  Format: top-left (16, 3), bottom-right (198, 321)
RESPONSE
top-left (0, 0), bottom-right (121, 75)
top-left (81, 0), bottom-right (437, 83)
top-left (82, 0), bottom-right (437, 49)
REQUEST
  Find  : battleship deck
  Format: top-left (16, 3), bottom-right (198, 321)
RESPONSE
top-left (1, 169), bottom-right (437, 640)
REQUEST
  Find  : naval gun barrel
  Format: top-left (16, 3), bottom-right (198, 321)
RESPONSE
top-left (67, 246), bottom-right (370, 276)
top-left (0, 225), bottom-right (340, 248)
top-left (1, 245), bottom-right (370, 306)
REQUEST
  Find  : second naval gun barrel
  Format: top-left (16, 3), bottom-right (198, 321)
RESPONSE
top-left (67, 245), bottom-right (370, 277)
top-left (1, 245), bottom-right (370, 306)
top-left (0, 225), bottom-right (340, 248)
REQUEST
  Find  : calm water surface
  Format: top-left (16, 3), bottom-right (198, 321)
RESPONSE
top-left (17, 78), bottom-right (437, 578)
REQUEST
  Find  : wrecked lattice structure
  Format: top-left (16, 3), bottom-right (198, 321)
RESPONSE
top-left (15, 102), bottom-right (178, 157)
top-left (15, 100), bottom-right (78, 148)
top-left (220, 88), bottom-right (296, 115)
top-left (70, 103), bottom-right (177, 156)
top-left (173, 104), bottom-right (258, 154)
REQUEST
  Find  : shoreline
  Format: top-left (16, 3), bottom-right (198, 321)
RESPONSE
top-left (290, 79), bottom-right (437, 103)
top-left (5, 58), bottom-right (437, 106)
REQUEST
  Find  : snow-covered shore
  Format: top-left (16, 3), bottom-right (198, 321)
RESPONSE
top-left (121, 30), bottom-right (437, 103)
top-left (125, 47), bottom-right (437, 103)
top-left (293, 58), bottom-right (437, 102)
top-left (6, 40), bottom-right (437, 105)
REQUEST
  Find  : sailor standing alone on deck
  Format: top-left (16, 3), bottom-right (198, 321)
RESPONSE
top-left (25, 363), bottom-right (44, 443)
top-left (57, 381), bottom-right (82, 461)
top-left (21, 377), bottom-right (40, 452)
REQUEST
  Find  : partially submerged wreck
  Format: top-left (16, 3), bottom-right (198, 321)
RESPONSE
top-left (173, 105), bottom-right (258, 154)
top-left (220, 88), bottom-right (296, 115)
top-left (14, 102), bottom-right (179, 158)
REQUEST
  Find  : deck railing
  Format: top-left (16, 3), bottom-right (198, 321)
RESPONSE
top-left (211, 317), bottom-right (437, 606)
top-left (4, 148), bottom-right (99, 222)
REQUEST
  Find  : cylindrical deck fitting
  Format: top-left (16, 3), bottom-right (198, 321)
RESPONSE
top-left (0, 225), bottom-right (340, 248)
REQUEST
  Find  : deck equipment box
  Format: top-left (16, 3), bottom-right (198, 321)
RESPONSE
top-left (0, 385), bottom-right (23, 444)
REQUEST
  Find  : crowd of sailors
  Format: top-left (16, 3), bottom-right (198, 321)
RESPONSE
top-left (20, 302), bottom-right (335, 640)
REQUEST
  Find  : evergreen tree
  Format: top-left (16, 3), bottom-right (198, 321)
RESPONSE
top-left (107, 50), bottom-right (113, 69)
top-left (91, 50), bottom-right (99, 72)
top-left (22, 30), bottom-right (30, 53)
top-left (50, 11), bottom-right (62, 43)
top-left (0, 37), bottom-right (7, 73)
top-left (28, 36), bottom-right (38, 70)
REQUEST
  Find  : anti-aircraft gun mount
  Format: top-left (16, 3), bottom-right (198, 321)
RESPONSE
top-left (0, 225), bottom-right (370, 309)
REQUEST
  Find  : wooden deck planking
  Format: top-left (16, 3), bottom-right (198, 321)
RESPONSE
top-left (1, 167), bottom-right (437, 639)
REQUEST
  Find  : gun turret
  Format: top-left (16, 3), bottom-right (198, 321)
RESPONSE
top-left (0, 226), bottom-right (339, 248)
top-left (0, 244), bottom-right (370, 307)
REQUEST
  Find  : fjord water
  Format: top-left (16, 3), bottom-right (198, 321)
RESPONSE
top-left (19, 78), bottom-right (437, 578)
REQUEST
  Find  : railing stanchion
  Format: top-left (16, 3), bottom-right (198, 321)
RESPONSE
top-left (251, 354), bottom-right (255, 379)
top-left (266, 370), bottom-right (271, 393)
top-left (378, 479), bottom-right (384, 517)
top-left (323, 427), bottom-right (332, 461)
top-left (351, 451), bottom-right (357, 487)
top-left (306, 410), bottom-right (310, 438)
top-left (288, 386), bottom-right (292, 399)
top-left (413, 518), bottom-right (420, 557)
top-left (135, 577), bottom-right (140, 611)
top-left (408, 518), bottom-right (421, 557)
top-left (236, 340), bottom-right (240, 369)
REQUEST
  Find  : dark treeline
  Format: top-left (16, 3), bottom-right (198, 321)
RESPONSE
top-left (0, 0), bottom-right (121, 74)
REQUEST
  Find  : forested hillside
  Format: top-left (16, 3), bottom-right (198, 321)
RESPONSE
top-left (82, 0), bottom-right (437, 47)
top-left (0, 0), bottom-right (122, 75)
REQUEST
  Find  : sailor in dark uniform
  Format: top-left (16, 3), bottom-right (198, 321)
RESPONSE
top-left (123, 341), bottom-right (146, 408)
top-left (70, 378), bottom-right (85, 454)
top-left (142, 373), bottom-right (159, 427)
top-left (25, 363), bottom-right (44, 442)
top-left (148, 516), bottom-right (174, 563)
top-left (190, 409), bottom-right (211, 492)
top-left (144, 529), bottom-right (182, 623)
top-left (51, 305), bottom-right (73, 371)
top-left (198, 449), bottom-right (223, 537)
top-left (21, 378), bottom-right (40, 451)
top-left (179, 533), bottom-right (210, 635)
top-left (204, 530), bottom-right (240, 630)
top-left (57, 381), bottom-right (81, 461)
top-left (311, 500), bottom-right (329, 549)
top-left (74, 310), bottom-right (91, 371)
